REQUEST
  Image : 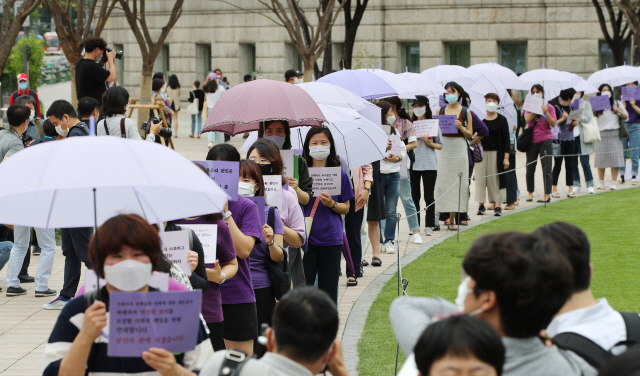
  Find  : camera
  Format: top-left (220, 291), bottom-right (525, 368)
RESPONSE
top-left (106, 47), bottom-right (123, 60)
top-left (141, 116), bottom-right (172, 139)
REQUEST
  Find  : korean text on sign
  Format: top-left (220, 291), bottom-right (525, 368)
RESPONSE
top-left (194, 160), bottom-right (240, 201)
top-left (161, 230), bottom-right (191, 276)
top-left (177, 224), bottom-right (218, 264)
top-left (308, 167), bottom-right (342, 196)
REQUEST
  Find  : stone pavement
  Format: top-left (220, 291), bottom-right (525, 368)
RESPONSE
top-left (1, 81), bottom-right (636, 375)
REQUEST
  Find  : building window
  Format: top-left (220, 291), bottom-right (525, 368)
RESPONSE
top-left (153, 44), bottom-right (170, 77)
top-left (285, 43), bottom-right (303, 72)
top-left (401, 42), bottom-right (420, 73)
top-left (239, 43), bottom-right (257, 82)
top-left (196, 44), bottom-right (212, 82)
top-left (332, 42), bottom-right (344, 70)
top-left (599, 40), bottom-right (630, 69)
top-left (114, 44), bottom-right (124, 86)
top-left (445, 42), bottom-right (470, 68)
top-left (499, 42), bottom-right (527, 74)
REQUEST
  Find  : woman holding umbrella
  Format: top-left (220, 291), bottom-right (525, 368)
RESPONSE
top-left (594, 84), bottom-right (627, 190)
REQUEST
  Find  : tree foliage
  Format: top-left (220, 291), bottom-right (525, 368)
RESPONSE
top-left (5, 36), bottom-right (45, 90)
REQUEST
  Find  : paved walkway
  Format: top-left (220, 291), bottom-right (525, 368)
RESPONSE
top-left (1, 81), bottom-right (636, 375)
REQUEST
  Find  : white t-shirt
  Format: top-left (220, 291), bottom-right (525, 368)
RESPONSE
top-left (597, 101), bottom-right (627, 131)
top-left (96, 114), bottom-right (155, 142)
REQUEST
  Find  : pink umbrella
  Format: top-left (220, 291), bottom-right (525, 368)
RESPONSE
top-left (202, 79), bottom-right (326, 136)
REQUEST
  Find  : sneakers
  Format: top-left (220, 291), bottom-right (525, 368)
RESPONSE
top-left (43, 295), bottom-right (70, 310)
top-left (567, 192), bottom-right (576, 198)
top-left (588, 187), bottom-right (595, 194)
top-left (18, 274), bottom-right (35, 283)
top-left (35, 289), bottom-right (57, 297)
top-left (379, 242), bottom-right (386, 253)
top-left (610, 181), bottom-right (618, 191)
top-left (385, 241), bottom-right (396, 254)
top-left (574, 187), bottom-right (581, 193)
top-left (207, 141), bottom-right (214, 149)
top-left (425, 228), bottom-right (434, 236)
top-left (6, 286), bottom-right (27, 296)
top-left (494, 207), bottom-right (502, 217)
top-left (31, 245), bottom-right (41, 255)
top-left (597, 181), bottom-right (606, 190)
top-left (632, 178), bottom-right (638, 185)
top-left (412, 234), bottom-right (423, 244)
top-left (477, 205), bottom-right (486, 215)
top-left (433, 224), bottom-right (440, 231)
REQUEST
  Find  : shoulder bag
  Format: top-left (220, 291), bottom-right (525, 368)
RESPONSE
top-left (265, 206), bottom-right (291, 300)
top-left (102, 118), bottom-right (127, 138)
top-left (187, 91), bottom-right (200, 115)
top-left (516, 116), bottom-right (539, 153)
top-left (581, 116), bottom-right (601, 143)
top-left (304, 196), bottom-right (321, 236)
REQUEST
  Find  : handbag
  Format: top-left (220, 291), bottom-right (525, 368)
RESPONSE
top-left (552, 140), bottom-right (561, 157)
top-left (187, 91), bottom-right (199, 115)
top-left (304, 196), bottom-right (321, 236)
top-left (516, 116), bottom-right (539, 153)
top-left (265, 206), bottom-right (291, 300)
top-left (581, 116), bottom-right (601, 143)
top-left (467, 139), bottom-right (484, 163)
top-left (620, 119), bottom-right (630, 139)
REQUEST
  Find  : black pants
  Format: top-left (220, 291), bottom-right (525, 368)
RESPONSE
top-left (505, 152), bottom-right (518, 204)
top-left (303, 244), bottom-right (341, 304)
top-left (526, 140), bottom-right (553, 194)
top-left (60, 227), bottom-right (94, 299)
top-left (552, 138), bottom-right (576, 187)
top-left (207, 322), bottom-right (226, 351)
top-left (410, 170), bottom-right (437, 228)
top-left (288, 247), bottom-right (306, 288)
top-left (253, 287), bottom-right (276, 354)
top-left (345, 198), bottom-right (364, 279)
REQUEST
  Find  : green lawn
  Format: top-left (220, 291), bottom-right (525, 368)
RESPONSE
top-left (357, 188), bottom-right (640, 376)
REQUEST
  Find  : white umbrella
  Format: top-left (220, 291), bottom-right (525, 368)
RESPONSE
top-left (397, 72), bottom-right (447, 97)
top-left (587, 64), bottom-right (640, 88)
top-left (468, 61), bottom-right (527, 90)
top-left (295, 81), bottom-right (369, 111)
top-left (317, 69), bottom-right (398, 100)
top-left (421, 64), bottom-right (480, 88)
top-left (467, 74), bottom-right (516, 130)
top-left (568, 73), bottom-right (598, 95)
top-left (357, 69), bottom-right (417, 99)
top-left (0, 137), bottom-right (228, 229)
top-left (519, 67), bottom-right (580, 103)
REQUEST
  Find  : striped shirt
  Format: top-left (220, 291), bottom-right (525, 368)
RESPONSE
top-left (413, 127), bottom-right (442, 171)
top-left (43, 287), bottom-right (214, 375)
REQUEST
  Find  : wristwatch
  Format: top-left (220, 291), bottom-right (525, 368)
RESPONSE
top-left (222, 211), bottom-right (232, 220)
top-left (332, 201), bottom-right (337, 209)
top-left (364, 187), bottom-right (371, 192)
top-left (217, 272), bottom-right (226, 284)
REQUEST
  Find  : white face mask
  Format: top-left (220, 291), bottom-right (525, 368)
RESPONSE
top-left (455, 276), bottom-right (472, 311)
top-left (602, 91), bottom-right (612, 98)
top-left (55, 124), bottom-right (68, 137)
top-left (265, 135), bottom-right (285, 149)
top-left (387, 115), bottom-right (397, 125)
top-left (238, 181), bottom-right (256, 197)
top-left (29, 110), bottom-right (35, 122)
top-left (572, 94), bottom-right (581, 102)
top-left (104, 259), bottom-right (153, 292)
top-left (413, 107), bottom-right (426, 118)
top-left (309, 145), bottom-right (331, 161)
top-left (532, 93), bottom-right (543, 98)
top-left (295, 77), bottom-right (304, 84)
top-left (485, 102), bottom-right (498, 113)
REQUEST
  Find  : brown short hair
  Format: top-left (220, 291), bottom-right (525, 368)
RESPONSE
top-left (484, 93), bottom-right (500, 104)
top-left (82, 35), bottom-right (107, 54)
top-left (240, 159), bottom-right (266, 197)
top-left (89, 214), bottom-right (163, 278)
top-left (247, 138), bottom-right (287, 185)
top-left (194, 80), bottom-right (201, 89)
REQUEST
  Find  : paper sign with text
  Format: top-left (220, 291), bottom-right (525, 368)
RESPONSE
top-left (85, 270), bottom-right (169, 293)
top-left (246, 196), bottom-right (266, 227)
top-left (194, 161), bottom-right (239, 201)
top-left (433, 115), bottom-right (458, 134)
top-left (389, 134), bottom-right (403, 157)
top-left (309, 167), bottom-right (342, 196)
top-left (621, 86), bottom-right (640, 101)
top-left (589, 95), bottom-right (611, 112)
top-left (566, 108), bottom-right (584, 125)
top-left (108, 290), bottom-right (202, 357)
top-left (263, 175), bottom-right (283, 211)
top-left (413, 119), bottom-right (439, 138)
top-left (161, 230), bottom-right (191, 276)
top-left (178, 225), bottom-right (217, 264)
top-left (523, 94), bottom-right (545, 116)
top-left (280, 149), bottom-right (295, 178)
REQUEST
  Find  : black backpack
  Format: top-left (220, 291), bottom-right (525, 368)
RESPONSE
top-left (553, 311), bottom-right (640, 368)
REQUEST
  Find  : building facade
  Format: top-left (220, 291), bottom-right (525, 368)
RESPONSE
top-left (101, 0), bottom-right (622, 100)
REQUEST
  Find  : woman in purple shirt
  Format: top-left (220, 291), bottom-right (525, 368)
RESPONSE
top-left (238, 160), bottom-right (284, 339)
top-left (301, 127), bottom-right (354, 304)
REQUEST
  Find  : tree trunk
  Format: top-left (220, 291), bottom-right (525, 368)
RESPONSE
top-left (342, 29), bottom-right (356, 69)
top-left (136, 66), bottom-right (154, 128)
top-left (70, 64), bottom-right (78, 107)
top-left (633, 40), bottom-right (640, 66)
top-left (303, 56), bottom-right (315, 82)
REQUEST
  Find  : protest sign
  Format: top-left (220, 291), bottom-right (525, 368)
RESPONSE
top-left (566, 108), bottom-right (584, 126)
top-left (280, 150), bottom-right (295, 178)
top-left (389, 134), bottom-right (403, 157)
top-left (589, 95), bottom-right (611, 112)
top-left (194, 161), bottom-right (239, 201)
top-left (621, 86), bottom-right (640, 101)
top-left (108, 290), bottom-right (202, 357)
top-left (178, 225), bottom-right (217, 264)
top-left (433, 115), bottom-right (458, 134)
top-left (309, 167), bottom-right (342, 196)
top-left (246, 196), bottom-right (266, 226)
top-left (85, 270), bottom-right (169, 293)
top-left (413, 119), bottom-right (439, 138)
top-left (522, 94), bottom-right (545, 115)
top-left (161, 230), bottom-right (191, 276)
top-left (263, 175), bottom-right (283, 211)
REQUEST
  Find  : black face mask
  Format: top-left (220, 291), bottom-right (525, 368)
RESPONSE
top-left (258, 163), bottom-right (272, 176)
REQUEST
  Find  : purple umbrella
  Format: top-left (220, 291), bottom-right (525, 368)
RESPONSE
top-left (202, 79), bottom-right (326, 136)
top-left (317, 69), bottom-right (398, 100)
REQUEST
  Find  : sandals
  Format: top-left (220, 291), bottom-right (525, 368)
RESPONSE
top-left (189, 134), bottom-right (194, 138)
top-left (448, 224), bottom-right (458, 231)
top-left (347, 277), bottom-right (358, 287)
top-left (460, 220), bottom-right (468, 226)
top-left (371, 257), bottom-right (382, 267)
top-left (362, 259), bottom-right (369, 267)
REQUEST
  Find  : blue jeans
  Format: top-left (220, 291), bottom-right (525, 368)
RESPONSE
top-left (378, 172), bottom-right (400, 243)
top-left (573, 140), bottom-right (594, 188)
top-left (6, 226), bottom-right (57, 291)
top-left (191, 111), bottom-right (202, 134)
top-left (0, 241), bottom-right (12, 271)
top-left (399, 174), bottom-right (419, 233)
top-left (620, 123), bottom-right (640, 177)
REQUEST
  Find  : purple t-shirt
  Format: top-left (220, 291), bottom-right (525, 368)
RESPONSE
top-left (624, 100), bottom-right (640, 123)
top-left (173, 218), bottom-right (236, 324)
top-left (302, 168), bottom-right (354, 247)
top-left (249, 206), bottom-right (284, 289)
top-left (222, 196), bottom-right (263, 304)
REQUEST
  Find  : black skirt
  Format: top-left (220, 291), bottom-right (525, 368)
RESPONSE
top-left (366, 161), bottom-right (386, 222)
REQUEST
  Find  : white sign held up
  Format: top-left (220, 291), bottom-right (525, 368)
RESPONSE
top-left (161, 230), bottom-right (191, 276)
top-left (178, 224), bottom-right (218, 264)
top-left (280, 150), bottom-right (295, 178)
top-left (309, 167), bottom-right (342, 196)
top-left (522, 94), bottom-right (545, 116)
top-left (413, 119), bottom-right (439, 138)
top-left (263, 175), bottom-right (283, 211)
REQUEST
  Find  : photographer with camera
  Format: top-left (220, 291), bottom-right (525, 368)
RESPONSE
top-left (76, 35), bottom-right (117, 106)
top-left (97, 87), bottom-right (161, 141)
top-left (13, 95), bottom-right (42, 145)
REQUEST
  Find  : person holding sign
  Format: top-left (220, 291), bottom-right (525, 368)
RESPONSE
top-left (551, 89), bottom-right (578, 198)
top-left (593, 84), bottom-right (627, 191)
top-left (524, 84), bottom-right (557, 203)
top-left (571, 91), bottom-right (596, 194)
top-left (434, 82), bottom-right (474, 231)
top-left (410, 96), bottom-right (442, 236)
top-left (301, 127), bottom-right (354, 304)
top-left (620, 81), bottom-right (640, 185)
top-left (43, 215), bottom-right (214, 376)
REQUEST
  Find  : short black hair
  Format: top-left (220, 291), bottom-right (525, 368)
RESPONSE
top-left (152, 78), bottom-right (165, 92)
top-left (272, 287), bottom-right (338, 363)
top-left (42, 119), bottom-right (57, 137)
top-left (82, 35), bottom-right (107, 54)
top-left (259, 120), bottom-right (292, 150)
top-left (204, 79), bottom-right (218, 94)
top-left (533, 222), bottom-right (591, 292)
top-left (414, 315), bottom-right (505, 376)
top-left (152, 72), bottom-right (165, 81)
top-left (207, 143), bottom-right (240, 162)
top-left (99, 87), bottom-right (129, 117)
top-left (462, 232), bottom-right (573, 338)
top-left (531, 84), bottom-right (544, 95)
top-left (598, 345), bottom-right (640, 376)
top-left (7, 104), bottom-right (30, 126)
top-left (244, 74), bottom-right (252, 82)
top-left (444, 81), bottom-right (465, 97)
top-left (193, 80), bottom-right (201, 89)
top-left (303, 127), bottom-right (341, 168)
top-left (14, 95), bottom-right (36, 108)
top-left (78, 97), bottom-right (100, 119)
top-left (559, 88), bottom-right (576, 101)
top-left (46, 100), bottom-right (77, 119)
